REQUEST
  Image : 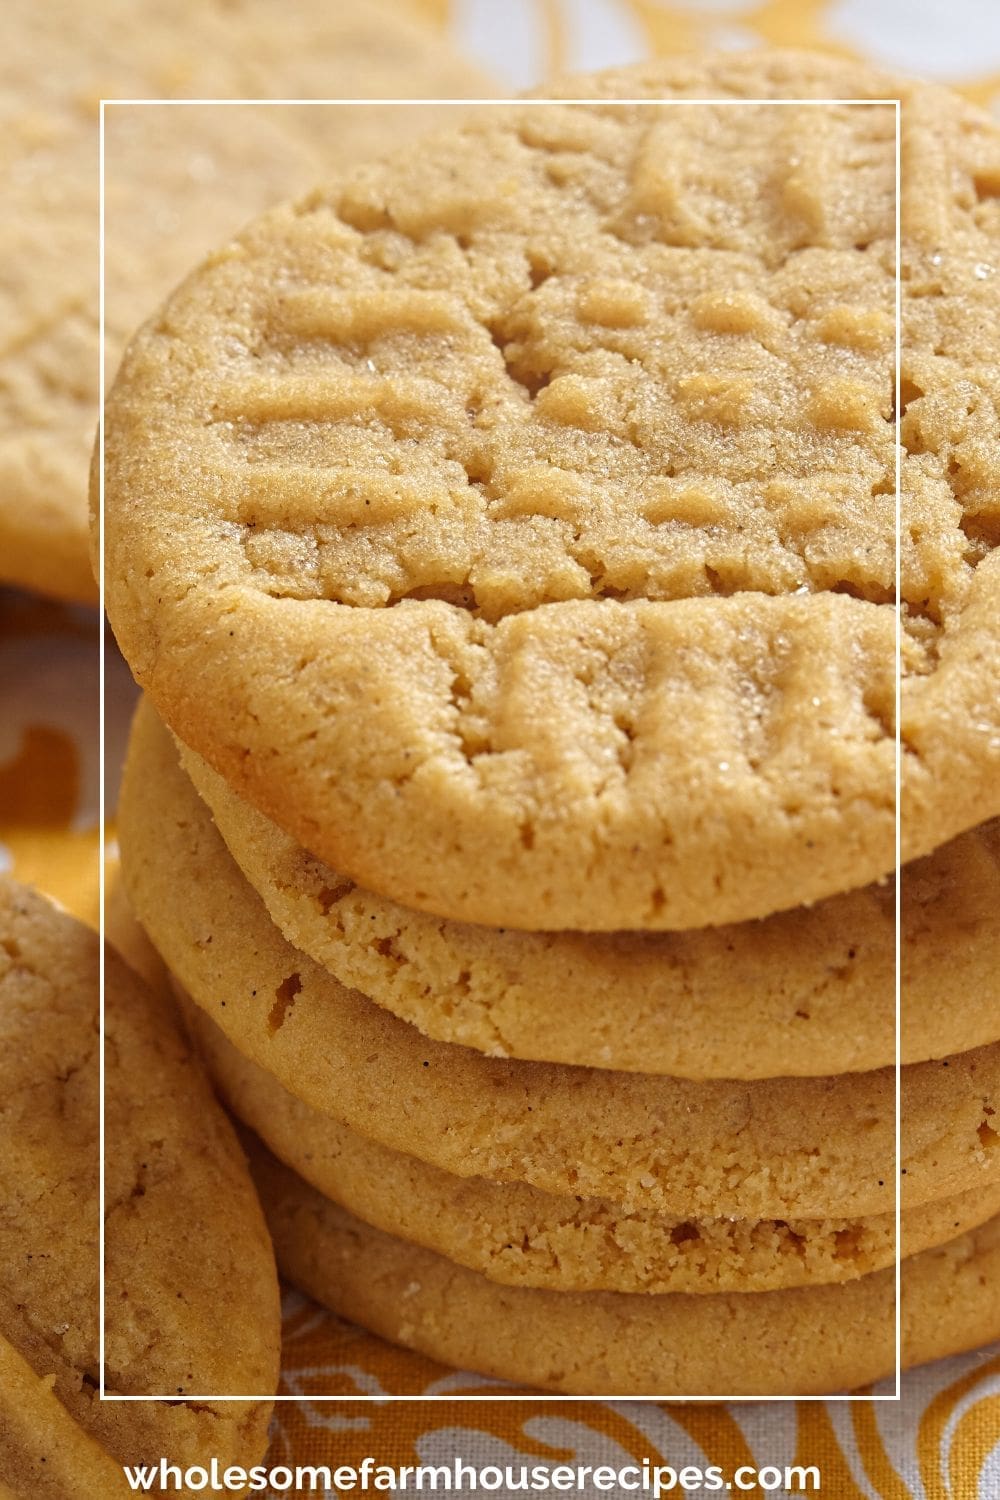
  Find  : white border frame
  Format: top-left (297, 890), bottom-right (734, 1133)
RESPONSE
top-left (98, 93), bottom-right (903, 1405)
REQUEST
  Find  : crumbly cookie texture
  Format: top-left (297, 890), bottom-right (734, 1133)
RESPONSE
top-left (0, 876), bottom-right (279, 1485)
top-left (0, 1339), bottom-right (137, 1500)
top-left (3, 0), bottom-right (490, 602)
top-left (101, 51), bottom-right (1000, 929)
top-left (186, 993), bottom-right (1000, 1296)
top-left (119, 701), bottom-right (1000, 1222)
top-left (252, 1138), bottom-right (1000, 1398)
top-left (182, 729), bottom-right (1000, 1076)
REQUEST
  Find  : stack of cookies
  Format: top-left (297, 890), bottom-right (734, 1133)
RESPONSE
top-left (104, 51), bottom-right (1000, 1397)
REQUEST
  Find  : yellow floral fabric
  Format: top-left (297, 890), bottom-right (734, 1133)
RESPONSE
top-left (266, 1299), bottom-right (1000, 1496)
top-left (4, 0), bottom-right (1000, 1492)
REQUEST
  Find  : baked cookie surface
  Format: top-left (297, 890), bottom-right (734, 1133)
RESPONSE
top-left (119, 701), bottom-right (1000, 1222)
top-left (3, 0), bottom-right (489, 602)
top-left (252, 1138), bottom-right (1000, 1398)
top-left (101, 51), bottom-right (1000, 928)
top-left (0, 1339), bottom-right (137, 1499)
top-left (187, 994), bottom-right (1000, 1296)
top-left (182, 729), bottom-right (1000, 1076)
top-left (0, 876), bottom-right (280, 1488)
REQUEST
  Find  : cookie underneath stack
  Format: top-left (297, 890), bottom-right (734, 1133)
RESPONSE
top-left (103, 52), bottom-right (1000, 1397)
top-left (118, 698), bottom-right (1000, 1396)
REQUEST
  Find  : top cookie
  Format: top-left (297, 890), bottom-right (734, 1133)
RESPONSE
top-left (2, 0), bottom-right (489, 604)
top-left (0, 877), bottom-right (279, 1480)
top-left (101, 51), bottom-right (1000, 930)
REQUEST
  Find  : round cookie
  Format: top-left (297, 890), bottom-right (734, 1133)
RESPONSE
top-left (3, 0), bottom-right (490, 603)
top-left (101, 52), bottom-right (1000, 931)
top-left (251, 1138), bottom-right (1000, 1398)
top-left (186, 993), bottom-right (1000, 1295)
top-left (182, 732), bottom-right (1000, 1076)
top-left (119, 701), bottom-right (1000, 1221)
top-left (0, 877), bottom-right (280, 1480)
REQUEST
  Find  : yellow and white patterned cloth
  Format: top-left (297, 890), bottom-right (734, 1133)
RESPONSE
top-left (4, 1), bottom-right (1000, 1492)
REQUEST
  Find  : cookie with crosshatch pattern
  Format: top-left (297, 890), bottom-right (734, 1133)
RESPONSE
top-left (0, 876), bottom-right (279, 1487)
top-left (119, 702), bottom-right (1000, 1225)
top-left (100, 51), bottom-right (1000, 930)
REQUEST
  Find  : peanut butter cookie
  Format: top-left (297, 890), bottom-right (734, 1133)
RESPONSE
top-left (0, 877), bottom-right (279, 1485)
top-left (119, 702), bottom-right (1000, 1222)
top-left (186, 995), bottom-right (1000, 1296)
top-left (3, 0), bottom-right (489, 601)
top-left (181, 728), bottom-right (1000, 1077)
top-left (102, 53), bottom-right (1000, 927)
top-left (253, 1138), bottom-right (1000, 1398)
